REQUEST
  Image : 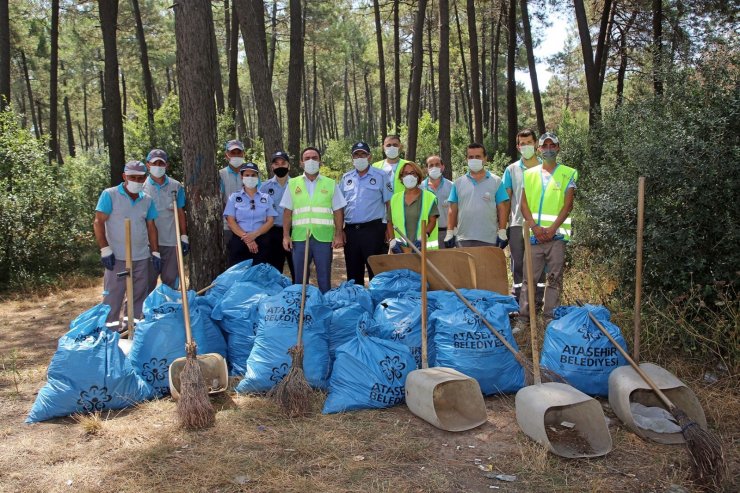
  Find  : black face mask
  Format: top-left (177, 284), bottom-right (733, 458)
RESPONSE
top-left (273, 167), bottom-right (289, 178)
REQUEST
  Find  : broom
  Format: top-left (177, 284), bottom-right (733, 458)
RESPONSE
top-left (269, 229), bottom-right (313, 417)
top-left (577, 301), bottom-right (725, 488)
top-left (173, 198), bottom-right (215, 429)
top-left (394, 227), bottom-right (566, 385)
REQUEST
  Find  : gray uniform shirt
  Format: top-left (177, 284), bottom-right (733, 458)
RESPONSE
top-left (451, 173), bottom-right (505, 243)
top-left (219, 166), bottom-right (243, 230)
top-left (96, 185), bottom-right (156, 261)
top-left (143, 176), bottom-right (184, 246)
top-left (421, 177), bottom-right (453, 229)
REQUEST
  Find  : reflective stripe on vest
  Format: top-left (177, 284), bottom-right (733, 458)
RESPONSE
top-left (289, 175), bottom-right (336, 242)
top-left (523, 164), bottom-right (578, 241)
top-left (390, 189), bottom-right (439, 250)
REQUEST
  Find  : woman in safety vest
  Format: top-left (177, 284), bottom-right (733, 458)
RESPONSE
top-left (387, 162), bottom-right (440, 253)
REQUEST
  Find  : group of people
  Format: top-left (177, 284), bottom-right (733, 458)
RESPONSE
top-left (94, 129), bottom-right (576, 330)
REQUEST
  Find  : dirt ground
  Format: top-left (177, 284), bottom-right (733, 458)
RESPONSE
top-left (0, 254), bottom-right (737, 493)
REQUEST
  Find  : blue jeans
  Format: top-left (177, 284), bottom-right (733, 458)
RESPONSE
top-left (291, 238), bottom-right (333, 293)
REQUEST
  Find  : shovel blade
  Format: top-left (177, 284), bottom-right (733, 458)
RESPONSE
top-left (405, 367), bottom-right (488, 432)
top-left (168, 353), bottom-right (228, 401)
top-left (516, 382), bottom-right (612, 458)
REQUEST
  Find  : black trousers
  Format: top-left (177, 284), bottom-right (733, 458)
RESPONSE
top-left (265, 225), bottom-right (295, 281)
top-left (344, 219), bottom-right (386, 286)
top-left (228, 233), bottom-right (270, 268)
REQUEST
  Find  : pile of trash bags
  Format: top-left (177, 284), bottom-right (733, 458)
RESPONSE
top-left (28, 266), bottom-right (629, 422)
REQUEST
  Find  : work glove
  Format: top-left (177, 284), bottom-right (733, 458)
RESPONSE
top-left (389, 238), bottom-right (405, 255)
top-left (413, 240), bottom-right (422, 250)
top-left (100, 246), bottom-right (115, 271)
top-left (443, 229), bottom-right (456, 249)
top-left (151, 251), bottom-right (162, 273)
top-left (496, 228), bottom-right (509, 249)
top-left (180, 235), bottom-right (190, 256)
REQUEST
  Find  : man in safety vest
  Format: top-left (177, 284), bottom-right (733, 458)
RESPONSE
top-left (519, 132), bottom-right (578, 324)
top-left (280, 146), bottom-right (346, 293)
top-left (372, 134), bottom-right (408, 193)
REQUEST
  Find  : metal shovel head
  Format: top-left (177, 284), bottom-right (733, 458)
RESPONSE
top-left (515, 382), bottom-right (612, 458)
top-left (608, 362), bottom-right (707, 444)
top-left (405, 367), bottom-right (488, 432)
top-left (168, 353), bottom-right (229, 401)
top-left (117, 338), bottom-right (133, 357)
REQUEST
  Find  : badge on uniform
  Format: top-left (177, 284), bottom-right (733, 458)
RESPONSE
top-left (386, 183), bottom-right (393, 192)
top-left (268, 188), bottom-right (275, 195)
top-left (369, 177), bottom-right (377, 185)
top-left (260, 197), bottom-right (268, 203)
top-left (346, 179), bottom-right (353, 186)
top-left (320, 188), bottom-right (328, 194)
top-left (236, 196), bottom-right (243, 203)
top-left (482, 192), bottom-right (491, 202)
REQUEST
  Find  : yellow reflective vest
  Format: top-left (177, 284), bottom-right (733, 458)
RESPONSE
top-left (289, 175), bottom-right (336, 242)
top-left (523, 164), bottom-right (578, 241)
top-left (390, 190), bottom-right (439, 249)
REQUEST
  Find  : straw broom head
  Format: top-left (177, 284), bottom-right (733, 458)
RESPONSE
top-left (673, 408), bottom-right (726, 490)
top-left (176, 342), bottom-right (216, 430)
top-left (268, 345), bottom-right (312, 417)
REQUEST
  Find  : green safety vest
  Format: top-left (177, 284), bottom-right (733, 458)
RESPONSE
top-left (523, 164), bottom-right (578, 241)
top-left (289, 175), bottom-right (336, 242)
top-left (372, 158), bottom-right (409, 193)
top-left (390, 189), bottom-right (439, 249)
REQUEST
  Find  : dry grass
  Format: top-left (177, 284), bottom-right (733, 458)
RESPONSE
top-left (1, 260), bottom-right (738, 492)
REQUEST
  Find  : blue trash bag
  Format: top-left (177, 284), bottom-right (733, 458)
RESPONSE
top-left (372, 293), bottom-right (429, 369)
top-left (541, 304), bottom-right (628, 396)
top-left (431, 301), bottom-right (524, 395)
top-left (142, 284), bottom-right (182, 316)
top-left (431, 288), bottom-right (519, 314)
top-left (129, 291), bottom-right (219, 397)
top-left (324, 281), bottom-right (374, 360)
top-left (323, 313), bottom-right (417, 414)
top-left (238, 262), bottom-right (292, 290)
top-left (201, 259), bottom-right (253, 309)
top-left (236, 285), bottom-right (332, 393)
top-left (368, 269), bottom-right (426, 306)
top-left (211, 281), bottom-right (282, 376)
top-left (27, 304), bottom-right (154, 423)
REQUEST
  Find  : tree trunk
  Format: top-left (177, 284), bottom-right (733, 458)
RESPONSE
top-left (364, 69), bottom-right (374, 142)
top-left (312, 47), bottom-right (319, 141)
top-left (426, 5), bottom-right (437, 121)
top-left (0, 0), bottom-right (9, 110)
top-left (287, 0), bottom-right (303, 166)
top-left (519, 0), bottom-right (545, 134)
top-left (235, 0), bottom-right (283, 161)
top-left (166, 66), bottom-right (172, 95)
top-left (574, 0), bottom-right (612, 125)
top-left (268, 0), bottom-right (278, 82)
top-left (393, 0), bottom-right (401, 132)
top-left (20, 51), bottom-right (40, 139)
top-left (227, 5), bottom-right (240, 134)
top-left (99, 0), bottom-right (126, 185)
top-left (224, 0), bottom-right (230, 63)
top-left (466, 0), bottom-right (483, 143)
top-left (453, 0), bottom-right (473, 142)
top-left (652, 0), bottom-right (663, 95)
top-left (351, 58), bottom-right (361, 134)
top-left (49, 0), bottom-right (60, 163)
top-left (491, 8), bottom-right (501, 145)
top-left (131, 0), bottom-right (157, 147)
top-left (173, 0), bottom-right (222, 288)
top-left (64, 95), bottom-right (76, 157)
top-left (343, 66), bottom-right (349, 137)
top-left (373, 0), bottom-right (388, 136)
top-left (121, 70), bottom-right (127, 116)
top-left (505, 0), bottom-right (517, 160)
top-left (36, 100), bottom-right (44, 136)
top-left (210, 5), bottom-right (225, 114)
top-left (83, 77), bottom-right (89, 149)
top-left (481, 9), bottom-right (488, 131)
top-left (615, 11), bottom-right (637, 108)
top-left (406, 0), bottom-right (428, 161)
top-left (98, 70), bottom-right (106, 145)
top-left (438, 0), bottom-right (451, 178)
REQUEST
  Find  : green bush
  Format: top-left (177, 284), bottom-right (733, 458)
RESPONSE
top-left (0, 107), bottom-right (109, 289)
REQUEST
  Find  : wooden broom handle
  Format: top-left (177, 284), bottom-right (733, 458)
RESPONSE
top-left (420, 220), bottom-right (428, 369)
top-left (577, 301), bottom-right (676, 412)
top-left (296, 229), bottom-right (311, 347)
top-left (523, 224), bottom-right (541, 385)
top-left (124, 219), bottom-right (135, 339)
top-left (633, 177), bottom-right (645, 362)
top-left (173, 199), bottom-right (194, 345)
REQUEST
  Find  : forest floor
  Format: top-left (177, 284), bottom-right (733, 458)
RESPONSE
top-left (0, 251), bottom-right (737, 493)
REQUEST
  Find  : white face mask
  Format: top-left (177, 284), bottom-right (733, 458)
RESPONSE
top-left (229, 156), bottom-right (245, 167)
top-left (520, 145), bottom-right (536, 160)
top-left (384, 146), bottom-right (400, 159)
top-left (353, 157), bottom-right (369, 171)
top-left (402, 174), bottom-right (418, 189)
top-left (427, 167), bottom-right (442, 180)
top-left (467, 159), bottom-right (484, 172)
top-left (242, 176), bottom-right (258, 189)
top-left (303, 159), bottom-right (320, 175)
top-left (149, 165), bottom-right (166, 178)
top-left (125, 181), bottom-right (144, 194)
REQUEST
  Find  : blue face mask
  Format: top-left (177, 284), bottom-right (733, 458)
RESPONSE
top-left (541, 149), bottom-right (558, 161)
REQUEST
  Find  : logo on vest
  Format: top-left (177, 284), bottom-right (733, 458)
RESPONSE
top-left (295, 186), bottom-right (302, 194)
top-left (320, 188), bottom-right (328, 194)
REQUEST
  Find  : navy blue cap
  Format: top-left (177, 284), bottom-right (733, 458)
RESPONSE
top-left (225, 139), bottom-right (245, 151)
top-left (239, 162), bottom-right (259, 174)
top-left (271, 151), bottom-right (290, 163)
top-left (538, 132), bottom-right (560, 146)
top-left (146, 149), bottom-right (168, 163)
top-left (351, 141), bottom-right (371, 154)
top-left (124, 161), bottom-right (147, 175)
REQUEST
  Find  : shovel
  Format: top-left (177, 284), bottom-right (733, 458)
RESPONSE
top-left (168, 199), bottom-right (228, 400)
top-left (404, 221), bottom-right (488, 432)
top-left (514, 224), bottom-right (612, 458)
top-left (114, 219), bottom-right (136, 339)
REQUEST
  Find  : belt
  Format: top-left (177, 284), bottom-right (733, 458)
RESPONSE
top-left (438, 227), bottom-right (447, 231)
top-left (345, 218), bottom-right (383, 230)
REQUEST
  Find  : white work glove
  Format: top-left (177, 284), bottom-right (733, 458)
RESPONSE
top-left (100, 246), bottom-right (113, 258)
top-left (444, 230), bottom-right (455, 242)
top-left (497, 229), bottom-right (508, 241)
